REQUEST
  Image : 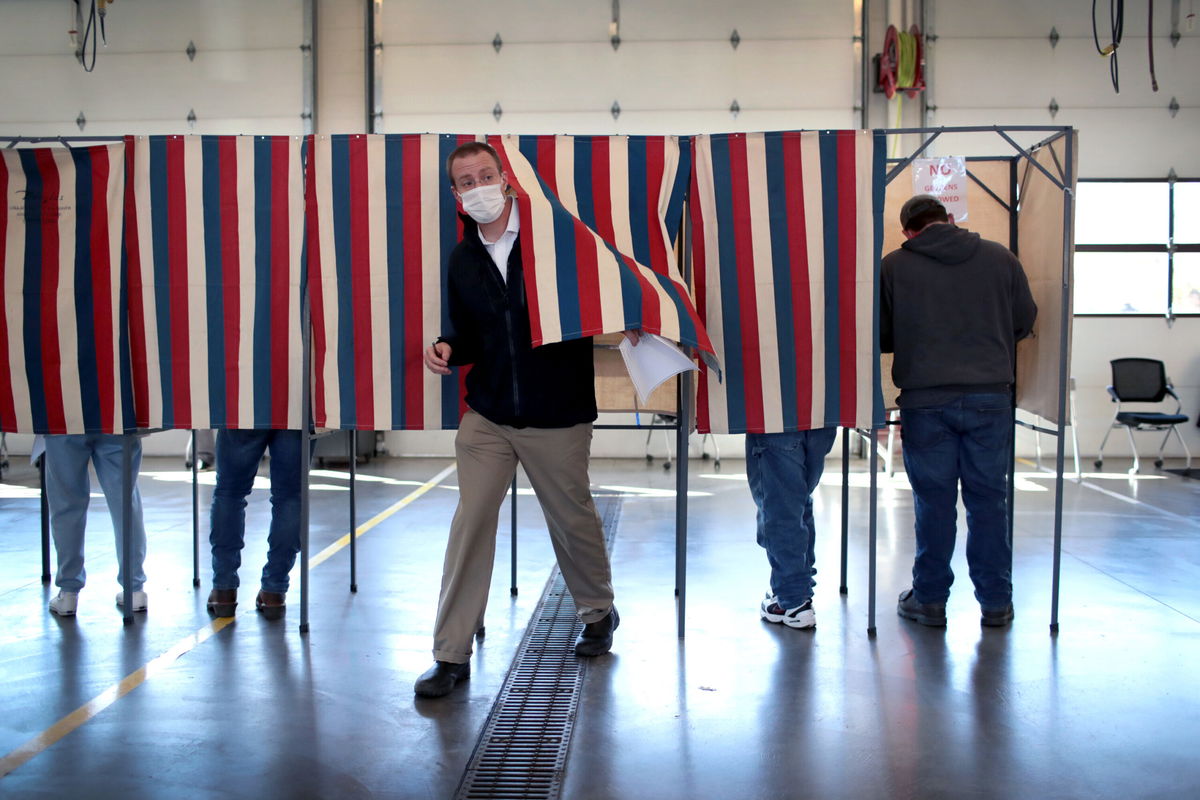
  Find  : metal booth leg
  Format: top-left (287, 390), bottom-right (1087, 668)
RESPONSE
top-left (192, 430), bottom-right (200, 587)
top-left (867, 431), bottom-right (878, 637)
top-left (350, 430), bottom-right (358, 592)
top-left (509, 473), bottom-right (518, 597)
top-left (121, 437), bottom-right (134, 625)
top-left (39, 454), bottom-right (51, 584)
top-left (676, 372), bottom-right (692, 637)
top-left (840, 431), bottom-right (849, 595)
top-left (300, 426), bottom-right (311, 634)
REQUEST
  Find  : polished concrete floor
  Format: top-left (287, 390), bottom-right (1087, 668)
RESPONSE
top-left (0, 447), bottom-right (1198, 799)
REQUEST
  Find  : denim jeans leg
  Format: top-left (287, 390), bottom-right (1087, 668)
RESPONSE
top-left (90, 435), bottom-right (148, 592)
top-left (746, 428), bottom-right (837, 608)
top-left (43, 435), bottom-right (93, 592)
top-left (958, 393), bottom-right (1015, 608)
top-left (901, 405), bottom-right (961, 604)
top-left (261, 430), bottom-right (304, 594)
top-left (210, 429), bottom-right (272, 590)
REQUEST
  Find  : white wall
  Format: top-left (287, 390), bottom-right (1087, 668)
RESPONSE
top-left (378, 0), bottom-right (856, 135)
top-left (926, 0), bottom-right (1199, 174)
top-left (1065, 316), bottom-right (1200, 461)
top-left (0, 0), bottom-right (306, 135)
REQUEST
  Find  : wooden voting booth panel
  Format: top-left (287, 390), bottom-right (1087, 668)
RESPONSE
top-left (880, 160), bottom-right (1015, 411)
top-left (1015, 134), bottom-right (1076, 426)
top-left (594, 333), bottom-right (678, 415)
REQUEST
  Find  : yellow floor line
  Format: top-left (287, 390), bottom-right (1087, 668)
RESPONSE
top-left (309, 463), bottom-right (456, 569)
top-left (0, 616), bottom-right (234, 777)
top-left (0, 462), bottom-right (457, 779)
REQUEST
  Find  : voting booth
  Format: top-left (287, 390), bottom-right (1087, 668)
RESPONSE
top-left (2, 125), bottom-right (1075, 633)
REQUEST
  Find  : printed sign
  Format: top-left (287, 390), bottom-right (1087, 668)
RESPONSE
top-left (912, 156), bottom-right (968, 223)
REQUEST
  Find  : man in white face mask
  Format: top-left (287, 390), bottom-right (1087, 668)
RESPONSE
top-left (416, 142), bottom-right (620, 698)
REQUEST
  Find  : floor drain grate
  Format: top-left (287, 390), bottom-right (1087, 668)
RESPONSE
top-left (455, 497), bottom-right (622, 800)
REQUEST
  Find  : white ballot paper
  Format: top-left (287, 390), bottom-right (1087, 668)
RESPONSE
top-left (618, 333), bottom-right (699, 406)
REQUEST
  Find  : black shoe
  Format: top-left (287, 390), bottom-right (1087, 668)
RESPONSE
top-left (981, 604), bottom-right (1015, 627)
top-left (414, 661), bottom-right (470, 698)
top-left (897, 589), bottom-right (947, 627)
top-left (574, 606), bottom-right (620, 657)
top-left (207, 589), bottom-right (237, 617)
top-left (255, 590), bottom-right (286, 621)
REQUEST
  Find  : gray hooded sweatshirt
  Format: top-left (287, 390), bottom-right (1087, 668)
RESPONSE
top-left (880, 223), bottom-right (1037, 408)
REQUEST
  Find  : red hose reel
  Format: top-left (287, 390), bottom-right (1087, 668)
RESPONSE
top-left (877, 24), bottom-right (926, 100)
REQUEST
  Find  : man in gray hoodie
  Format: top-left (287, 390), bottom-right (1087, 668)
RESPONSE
top-left (880, 195), bottom-right (1037, 628)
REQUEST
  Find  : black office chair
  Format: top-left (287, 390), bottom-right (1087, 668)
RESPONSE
top-left (1094, 358), bottom-right (1192, 474)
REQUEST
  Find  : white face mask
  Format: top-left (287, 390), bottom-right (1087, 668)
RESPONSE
top-left (459, 183), bottom-right (507, 224)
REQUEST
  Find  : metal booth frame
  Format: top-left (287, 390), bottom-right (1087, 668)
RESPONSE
top-left (845, 124), bottom-right (1075, 635)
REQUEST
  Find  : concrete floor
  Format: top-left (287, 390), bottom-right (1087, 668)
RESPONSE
top-left (0, 449), bottom-right (1197, 799)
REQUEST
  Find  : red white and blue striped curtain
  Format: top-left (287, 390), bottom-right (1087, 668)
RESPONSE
top-left (0, 144), bottom-right (131, 434)
top-left (494, 135), bottom-right (711, 357)
top-left (306, 133), bottom-right (713, 431)
top-left (306, 133), bottom-right (469, 431)
top-left (690, 130), bottom-right (886, 434)
top-left (124, 135), bottom-right (305, 431)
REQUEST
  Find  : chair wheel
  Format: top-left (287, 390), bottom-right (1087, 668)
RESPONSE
top-left (1155, 459), bottom-right (1163, 468)
top-left (663, 462), bottom-right (672, 471)
top-left (1093, 460), bottom-right (1103, 469)
top-left (645, 454), bottom-right (653, 462)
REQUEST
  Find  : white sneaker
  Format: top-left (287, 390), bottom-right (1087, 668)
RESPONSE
top-left (115, 590), bottom-right (148, 612)
top-left (49, 591), bottom-right (79, 616)
top-left (760, 592), bottom-right (816, 629)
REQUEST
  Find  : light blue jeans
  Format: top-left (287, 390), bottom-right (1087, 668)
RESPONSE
top-left (745, 427), bottom-right (838, 608)
top-left (43, 434), bottom-right (147, 593)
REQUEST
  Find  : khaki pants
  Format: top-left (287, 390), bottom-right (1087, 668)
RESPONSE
top-left (432, 410), bottom-right (614, 663)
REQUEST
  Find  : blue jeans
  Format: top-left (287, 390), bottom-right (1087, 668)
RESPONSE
top-left (210, 429), bottom-right (308, 594)
top-left (746, 428), bottom-right (838, 608)
top-left (900, 392), bottom-right (1014, 609)
top-left (43, 434), bottom-right (147, 593)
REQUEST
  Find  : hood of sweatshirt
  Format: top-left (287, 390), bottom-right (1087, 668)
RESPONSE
top-left (900, 222), bottom-right (981, 264)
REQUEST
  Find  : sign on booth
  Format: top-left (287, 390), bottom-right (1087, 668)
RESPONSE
top-left (912, 156), bottom-right (968, 224)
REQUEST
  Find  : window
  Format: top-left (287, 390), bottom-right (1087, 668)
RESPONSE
top-left (1073, 179), bottom-right (1200, 316)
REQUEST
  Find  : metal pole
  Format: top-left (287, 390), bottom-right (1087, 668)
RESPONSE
top-left (39, 454), bottom-right (51, 583)
top-left (1050, 132), bottom-right (1075, 633)
top-left (349, 430), bottom-right (358, 592)
top-left (919, 0), bottom-right (930, 127)
top-left (301, 0), bottom-right (316, 135)
top-left (1009, 158), bottom-right (1020, 255)
top-left (1006, 159), bottom-right (1019, 551)
top-left (675, 371), bottom-right (691, 637)
top-left (509, 474), bottom-right (518, 596)
top-left (840, 430), bottom-right (850, 594)
top-left (299, 279), bottom-right (313, 634)
top-left (857, 0), bottom-right (871, 130)
top-left (366, 0), bottom-right (382, 134)
top-left (192, 430), bottom-right (200, 587)
top-left (1007, 402), bottom-right (1017, 552)
top-left (867, 430), bottom-right (878, 636)
top-left (121, 437), bottom-right (133, 625)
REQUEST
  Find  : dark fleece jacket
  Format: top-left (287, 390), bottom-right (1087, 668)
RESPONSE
top-left (438, 214), bottom-right (597, 428)
top-left (880, 223), bottom-right (1037, 407)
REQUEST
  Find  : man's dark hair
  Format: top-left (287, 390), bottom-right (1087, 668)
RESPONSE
top-left (900, 194), bottom-right (949, 232)
top-left (445, 141), bottom-right (503, 183)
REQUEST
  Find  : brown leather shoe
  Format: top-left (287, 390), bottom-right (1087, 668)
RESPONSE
top-left (255, 590), bottom-right (286, 621)
top-left (207, 589), bottom-right (237, 617)
top-left (574, 606), bottom-right (620, 657)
